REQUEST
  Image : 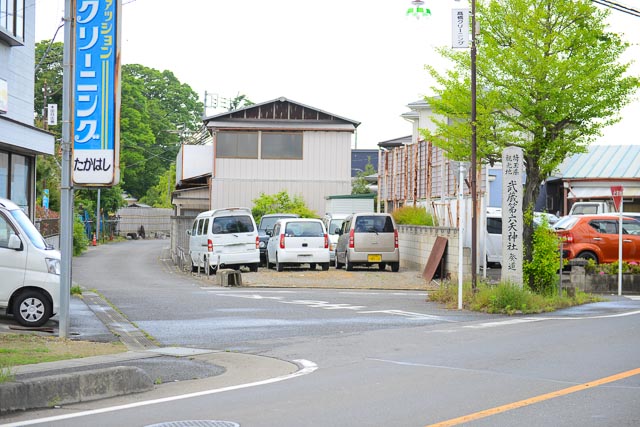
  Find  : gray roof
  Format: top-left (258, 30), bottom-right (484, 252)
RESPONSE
top-left (560, 145), bottom-right (640, 179)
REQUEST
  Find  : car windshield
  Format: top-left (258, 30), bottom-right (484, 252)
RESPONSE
top-left (355, 216), bottom-right (394, 233)
top-left (212, 215), bottom-right (255, 234)
top-left (260, 216), bottom-right (289, 231)
top-left (328, 219), bottom-right (344, 235)
top-left (10, 208), bottom-right (48, 250)
top-left (285, 221), bottom-right (324, 237)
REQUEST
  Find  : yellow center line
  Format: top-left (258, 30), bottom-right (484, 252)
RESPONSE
top-left (426, 367), bottom-right (640, 427)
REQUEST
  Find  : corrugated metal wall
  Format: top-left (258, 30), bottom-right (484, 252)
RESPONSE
top-left (211, 131), bottom-right (352, 215)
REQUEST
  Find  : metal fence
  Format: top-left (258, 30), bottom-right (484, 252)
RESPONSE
top-left (116, 207), bottom-right (172, 238)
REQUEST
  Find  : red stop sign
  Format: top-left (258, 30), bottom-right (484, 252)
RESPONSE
top-left (611, 186), bottom-right (624, 211)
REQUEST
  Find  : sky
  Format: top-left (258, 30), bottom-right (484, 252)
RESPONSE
top-left (34, 0), bottom-right (640, 149)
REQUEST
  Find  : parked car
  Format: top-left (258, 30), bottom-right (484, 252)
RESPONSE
top-left (266, 218), bottom-right (330, 271)
top-left (0, 198), bottom-right (60, 327)
top-left (322, 213), bottom-right (348, 262)
top-left (257, 213), bottom-right (299, 265)
top-left (187, 207), bottom-right (260, 273)
top-left (335, 213), bottom-right (400, 272)
top-left (553, 214), bottom-right (640, 264)
top-left (485, 208), bottom-right (560, 266)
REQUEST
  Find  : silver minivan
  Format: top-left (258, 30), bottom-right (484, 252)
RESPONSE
top-left (0, 198), bottom-right (60, 327)
top-left (188, 207), bottom-right (260, 273)
top-left (335, 213), bottom-right (400, 272)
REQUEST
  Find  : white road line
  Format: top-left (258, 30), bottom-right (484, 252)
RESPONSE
top-left (627, 296), bottom-right (640, 301)
top-left (465, 310), bottom-right (640, 329)
top-left (0, 359), bottom-right (318, 427)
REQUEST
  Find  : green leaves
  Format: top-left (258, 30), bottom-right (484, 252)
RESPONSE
top-left (251, 191), bottom-right (317, 223)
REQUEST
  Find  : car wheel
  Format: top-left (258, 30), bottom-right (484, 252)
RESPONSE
top-left (249, 263), bottom-right (259, 272)
top-left (276, 255), bottom-right (284, 272)
top-left (321, 263), bottom-right (330, 271)
top-left (309, 263), bottom-right (316, 270)
top-left (266, 253), bottom-right (272, 269)
top-left (13, 290), bottom-right (52, 327)
top-left (378, 262), bottom-right (386, 271)
top-left (335, 255), bottom-right (343, 269)
top-left (345, 254), bottom-right (354, 271)
top-left (391, 262), bottom-right (400, 272)
top-left (576, 251), bottom-right (598, 264)
top-left (191, 262), bottom-right (198, 273)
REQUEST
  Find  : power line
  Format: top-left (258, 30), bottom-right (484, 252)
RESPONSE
top-left (592, 0), bottom-right (640, 18)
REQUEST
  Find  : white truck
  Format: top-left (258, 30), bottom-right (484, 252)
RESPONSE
top-left (568, 201), bottom-right (612, 215)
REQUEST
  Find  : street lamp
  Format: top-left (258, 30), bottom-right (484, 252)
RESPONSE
top-left (407, 0), bottom-right (432, 19)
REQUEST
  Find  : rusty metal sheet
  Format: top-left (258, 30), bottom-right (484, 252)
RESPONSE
top-left (422, 236), bottom-right (448, 282)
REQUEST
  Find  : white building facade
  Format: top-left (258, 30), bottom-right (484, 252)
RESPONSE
top-left (1, 0), bottom-right (55, 218)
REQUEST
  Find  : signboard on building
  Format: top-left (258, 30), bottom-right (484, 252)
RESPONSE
top-left (73, 0), bottom-right (121, 186)
top-left (501, 146), bottom-right (524, 286)
top-left (0, 78), bottom-right (8, 114)
top-left (452, 9), bottom-right (470, 49)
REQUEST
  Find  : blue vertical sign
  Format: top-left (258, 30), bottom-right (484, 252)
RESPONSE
top-left (73, 0), bottom-right (121, 186)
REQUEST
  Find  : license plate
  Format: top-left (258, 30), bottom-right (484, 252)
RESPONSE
top-left (368, 254), bottom-right (382, 262)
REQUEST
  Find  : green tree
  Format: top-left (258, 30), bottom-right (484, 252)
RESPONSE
top-left (251, 191), bottom-right (317, 224)
top-left (227, 93), bottom-right (254, 111)
top-left (351, 159), bottom-right (376, 195)
top-left (421, 0), bottom-right (639, 287)
top-left (139, 164), bottom-right (176, 208)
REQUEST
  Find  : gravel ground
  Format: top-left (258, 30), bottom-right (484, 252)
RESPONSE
top-left (194, 265), bottom-right (437, 291)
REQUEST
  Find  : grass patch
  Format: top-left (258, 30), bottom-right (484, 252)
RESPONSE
top-left (428, 282), bottom-right (602, 315)
top-left (70, 285), bottom-right (83, 296)
top-left (0, 334), bottom-right (125, 383)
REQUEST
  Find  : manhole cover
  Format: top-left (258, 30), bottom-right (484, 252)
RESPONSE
top-left (145, 422), bottom-right (239, 427)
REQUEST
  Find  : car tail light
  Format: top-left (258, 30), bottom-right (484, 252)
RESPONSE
top-left (394, 229), bottom-right (399, 248)
top-left (280, 234), bottom-right (285, 249)
top-left (324, 233), bottom-right (329, 249)
top-left (255, 236), bottom-right (260, 249)
top-left (207, 239), bottom-right (213, 252)
top-left (349, 229), bottom-right (354, 249)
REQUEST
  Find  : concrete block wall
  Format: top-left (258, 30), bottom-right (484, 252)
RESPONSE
top-left (398, 225), bottom-right (471, 281)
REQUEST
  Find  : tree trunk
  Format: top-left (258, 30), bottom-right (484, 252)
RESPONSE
top-left (523, 154), bottom-right (543, 288)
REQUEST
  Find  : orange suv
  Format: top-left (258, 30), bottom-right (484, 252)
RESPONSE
top-left (553, 214), bottom-right (640, 264)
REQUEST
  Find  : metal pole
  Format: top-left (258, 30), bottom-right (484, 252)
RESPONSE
top-left (470, 0), bottom-right (478, 290)
top-left (97, 188), bottom-right (101, 242)
top-left (59, 0), bottom-right (75, 338)
top-left (458, 163), bottom-right (465, 310)
top-left (618, 199), bottom-right (623, 296)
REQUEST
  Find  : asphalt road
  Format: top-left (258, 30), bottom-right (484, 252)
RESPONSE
top-left (4, 239), bottom-right (640, 427)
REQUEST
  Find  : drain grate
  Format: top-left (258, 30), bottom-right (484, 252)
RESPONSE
top-left (145, 422), bottom-right (239, 427)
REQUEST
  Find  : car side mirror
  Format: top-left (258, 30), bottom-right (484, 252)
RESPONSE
top-left (186, 230), bottom-right (191, 236)
top-left (334, 228), bottom-right (341, 235)
top-left (8, 234), bottom-right (22, 250)
top-left (266, 229), bottom-right (273, 237)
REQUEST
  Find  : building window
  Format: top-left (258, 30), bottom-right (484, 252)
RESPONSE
top-left (0, 152), bottom-right (8, 199)
top-left (10, 153), bottom-right (30, 214)
top-left (0, 0), bottom-right (24, 45)
top-left (261, 132), bottom-right (303, 159)
top-left (216, 132), bottom-right (258, 159)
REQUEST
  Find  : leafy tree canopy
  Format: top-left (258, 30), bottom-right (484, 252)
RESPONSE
top-left (351, 159), bottom-right (376, 195)
top-left (251, 191), bottom-right (317, 223)
top-left (421, 0), bottom-right (639, 272)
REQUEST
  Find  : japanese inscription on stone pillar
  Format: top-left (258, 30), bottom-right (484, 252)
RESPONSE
top-left (501, 146), bottom-right (523, 286)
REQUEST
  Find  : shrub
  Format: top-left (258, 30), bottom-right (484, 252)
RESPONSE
top-left (251, 191), bottom-right (317, 223)
top-left (392, 206), bottom-right (434, 226)
top-left (524, 215), bottom-right (563, 295)
top-left (73, 215), bottom-right (90, 256)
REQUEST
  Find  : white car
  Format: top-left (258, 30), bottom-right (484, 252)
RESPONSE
top-left (266, 218), bottom-right (330, 271)
top-left (0, 198), bottom-right (60, 327)
top-left (187, 207), bottom-right (260, 273)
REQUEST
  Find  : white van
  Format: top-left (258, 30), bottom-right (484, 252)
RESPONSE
top-left (187, 207), bottom-right (260, 273)
top-left (322, 213), bottom-right (348, 262)
top-left (0, 198), bottom-right (60, 327)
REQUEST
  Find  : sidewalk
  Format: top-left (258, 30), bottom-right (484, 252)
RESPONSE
top-left (0, 291), bottom-right (297, 415)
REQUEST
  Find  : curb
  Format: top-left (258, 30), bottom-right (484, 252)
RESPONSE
top-left (0, 366), bottom-right (153, 414)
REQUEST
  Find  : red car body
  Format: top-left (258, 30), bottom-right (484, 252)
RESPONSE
top-left (554, 214), bottom-right (640, 264)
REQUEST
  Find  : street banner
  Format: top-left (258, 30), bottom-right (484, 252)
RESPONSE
top-left (452, 9), bottom-right (470, 49)
top-left (73, 0), bottom-right (121, 186)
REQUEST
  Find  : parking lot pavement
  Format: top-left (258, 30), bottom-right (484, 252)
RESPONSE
top-left (192, 266), bottom-right (437, 291)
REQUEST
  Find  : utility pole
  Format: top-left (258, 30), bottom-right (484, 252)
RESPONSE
top-left (470, 0), bottom-right (478, 291)
top-left (59, 0), bottom-right (74, 338)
